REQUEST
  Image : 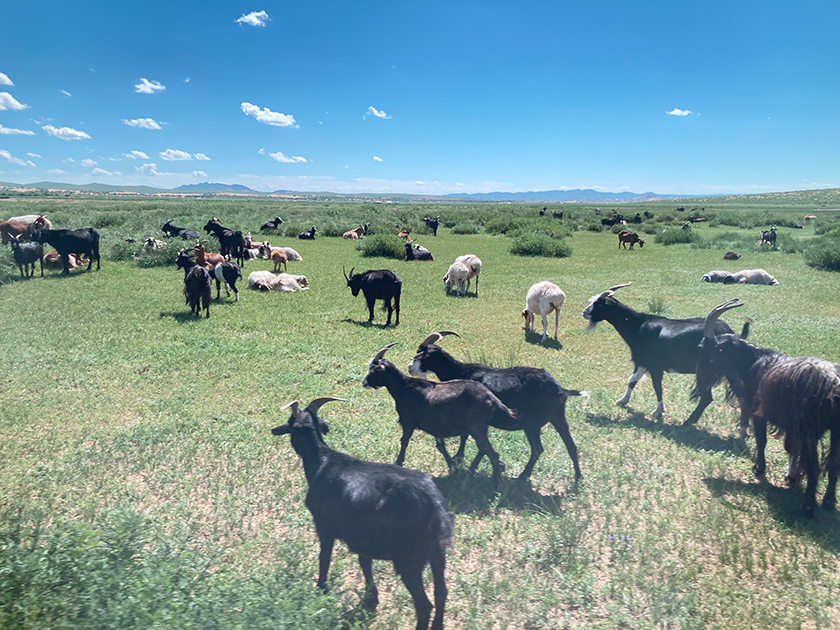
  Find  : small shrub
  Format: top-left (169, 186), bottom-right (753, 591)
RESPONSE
top-left (110, 242), bottom-right (142, 262)
top-left (92, 212), bottom-right (127, 229)
top-left (655, 227), bottom-right (702, 246)
top-left (451, 222), bottom-right (481, 235)
top-left (356, 234), bottom-right (405, 259)
top-left (647, 296), bottom-right (668, 315)
top-left (804, 238), bottom-right (840, 271)
top-left (510, 234), bottom-right (572, 258)
top-left (136, 246), bottom-right (179, 268)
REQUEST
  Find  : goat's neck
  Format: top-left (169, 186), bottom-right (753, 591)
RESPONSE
top-left (429, 351), bottom-right (467, 381)
top-left (291, 432), bottom-right (331, 484)
top-left (603, 302), bottom-right (647, 343)
top-left (381, 365), bottom-right (416, 396)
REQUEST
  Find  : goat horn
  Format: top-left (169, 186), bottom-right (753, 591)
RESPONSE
top-left (307, 397), bottom-right (347, 414)
top-left (372, 342), bottom-right (398, 363)
top-left (343, 265), bottom-right (348, 281)
top-left (281, 400), bottom-right (300, 415)
top-left (703, 299), bottom-right (744, 338)
top-left (607, 282), bottom-right (632, 292)
top-left (420, 330), bottom-right (461, 348)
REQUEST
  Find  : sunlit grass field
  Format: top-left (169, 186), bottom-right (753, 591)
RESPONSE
top-left (1, 198), bottom-right (839, 629)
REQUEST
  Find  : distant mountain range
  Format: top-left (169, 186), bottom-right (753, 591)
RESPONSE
top-left (173, 182), bottom-right (254, 192)
top-left (445, 189), bottom-right (683, 202)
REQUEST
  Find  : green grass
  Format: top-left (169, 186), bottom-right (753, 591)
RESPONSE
top-left (1, 198), bottom-right (840, 629)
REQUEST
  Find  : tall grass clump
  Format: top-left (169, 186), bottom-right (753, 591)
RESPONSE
top-left (510, 233), bottom-right (572, 258)
top-left (804, 238), bottom-right (840, 271)
top-left (355, 234), bottom-right (405, 259)
top-left (451, 222), bottom-right (481, 235)
top-left (655, 226), bottom-right (702, 246)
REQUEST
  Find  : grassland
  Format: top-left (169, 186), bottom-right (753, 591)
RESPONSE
top-left (1, 197), bottom-right (839, 629)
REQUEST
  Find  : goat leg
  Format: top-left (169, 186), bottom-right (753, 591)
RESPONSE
top-left (683, 388), bottom-right (713, 426)
top-left (434, 438), bottom-right (459, 473)
top-left (395, 427), bottom-right (414, 466)
top-left (429, 546), bottom-right (448, 630)
top-left (452, 435), bottom-right (469, 464)
top-left (316, 536), bottom-right (335, 591)
top-left (617, 366), bottom-right (646, 406)
top-left (395, 560), bottom-right (433, 630)
top-left (822, 429), bottom-right (839, 511)
top-left (358, 555), bottom-right (379, 610)
top-left (752, 417), bottom-right (767, 477)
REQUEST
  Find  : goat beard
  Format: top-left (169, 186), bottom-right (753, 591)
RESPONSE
top-left (585, 320), bottom-right (602, 333)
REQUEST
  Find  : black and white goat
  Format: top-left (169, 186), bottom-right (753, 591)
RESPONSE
top-left (409, 331), bottom-right (585, 480)
top-left (298, 226), bottom-right (317, 240)
top-left (9, 234), bottom-right (43, 278)
top-left (212, 261), bottom-right (242, 301)
top-left (272, 397), bottom-right (452, 630)
top-left (405, 240), bottom-right (434, 261)
top-left (363, 343), bottom-right (517, 483)
top-left (175, 249), bottom-right (211, 318)
top-left (424, 216), bottom-right (441, 236)
top-left (694, 300), bottom-right (840, 518)
top-left (260, 216), bottom-right (283, 232)
top-left (582, 282), bottom-right (749, 422)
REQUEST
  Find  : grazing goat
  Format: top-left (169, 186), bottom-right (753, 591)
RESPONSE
top-left (405, 240), bottom-right (434, 261)
top-left (298, 226), bottom-right (317, 240)
top-left (271, 273), bottom-right (309, 292)
top-left (271, 248), bottom-right (288, 272)
top-left (143, 237), bottom-right (166, 252)
top-left (758, 226), bottom-right (777, 245)
top-left (161, 220), bottom-right (200, 241)
top-left (344, 267), bottom-right (401, 325)
top-left (259, 216), bottom-right (283, 232)
top-left (644, 211), bottom-right (653, 219)
top-left (617, 230), bottom-right (645, 249)
top-left (424, 217), bottom-right (441, 236)
top-left (363, 344), bottom-right (514, 483)
top-left (601, 217), bottom-right (618, 227)
top-left (175, 250), bottom-right (211, 318)
top-left (731, 269), bottom-right (778, 285)
top-left (583, 282), bottom-right (749, 422)
top-left (248, 270), bottom-right (275, 291)
top-left (31, 227), bottom-right (100, 275)
top-left (632, 213), bottom-right (642, 224)
top-left (443, 262), bottom-right (470, 296)
top-left (0, 216), bottom-right (48, 244)
top-left (203, 217), bottom-right (245, 266)
top-left (212, 262), bottom-right (242, 301)
top-left (701, 270), bottom-right (736, 284)
top-left (804, 215), bottom-right (817, 223)
top-left (409, 331), bottom-right (585, 480)
top-left (9, 234), bottom-right (43, 278)
top-left (723, 251), bottom-right (741, 260)
top-left (453, 255), bottom-right (481, 296)
top-left (522, 281), bottom-right (566, 343)
top-left (272, 397), bottom-right (453, 630)
top-left (693, 300), bottom-right (840, 518)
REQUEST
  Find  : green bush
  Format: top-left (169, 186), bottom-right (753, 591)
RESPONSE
top-left (355, 234), bottom-right (405, 259)
top-left (510, 233), bottom-right (572, 258)
top-left (804, 238), bottom-right (840, 271)
top-left (451, 222), bottom-right (481, 235)
top-left (110, 242), bottom-right (143, 262)
top-left (655, 226), bottom-right (702, 245)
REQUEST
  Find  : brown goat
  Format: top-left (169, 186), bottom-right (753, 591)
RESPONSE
top-left (193, 240), bottom-right (225, 269)
top-left (271, 248), bottom-right (288, 272)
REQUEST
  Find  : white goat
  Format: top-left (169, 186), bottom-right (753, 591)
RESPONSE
top-left (271, 273), bottom-right (309, 292)
top-left (443, 262), bottom-right (470, 296)
top-left (248, 270), bottom-right (276, 291)
top-left (6, 214), bottom-right (53, 229)
top-left (143, 237), bottom-right (167, 252)
top-left (522, 281), bottom-right (566, 343)
top-left (455, 254), bottom-right (482, 295)
top-left (732, 269), bottom-right (778, 285)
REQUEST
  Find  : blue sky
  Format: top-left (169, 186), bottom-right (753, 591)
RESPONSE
top-left (1, 1), bottom-right (838, 195)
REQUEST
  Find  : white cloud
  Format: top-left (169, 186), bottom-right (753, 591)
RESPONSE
top-left (241, 102), bottom-right (297, 127)
top-left (193, 170), bottom-right (207, 177)
top-left (0, 149), bottom-right (36, 167)
top-left (160, 149), bottom-right (192, 161)
top-left (27, 152), bottom-right (40, 158)
top-left (236, 10), bottom-right (269, 27)
top-left (124, 150), bottom-right (149, 159)
top-left (666, 108), bottom-right (692, 116)
top-left (0, 73), bottom-right (13, 86)
top-left (91, 168), bottom-right (117, 176)
top-left (184, 77), bottom-right (191, 83)
top-left (123, 117), bottom-right (162, 130)
top-left (365, 106), bottom-right (391, 119)
top-left (194, 153), bottom-right (210, 161)
top-left (136, 162), bottom-right (165, 175)
top-left (0, 92), bottom-right (29, 110)
top-left (267, 151), bottom-right (306, 163)
top-left (59, 89), bottom-right (72, 98)
top-left (0, 124), bottom-right (35, 135)
top-left (65, 157), bottom-right (76, 163)
top-left (134, 78), bottom-right (165, 94)
top-left (43, 124), bottom-right (91, 140)
top-left (81, 158), bottom-right (97, 167)
top-left (46, 168), bottom-right (67, 175)
top-left (373, 156), bottom-right (383, 162)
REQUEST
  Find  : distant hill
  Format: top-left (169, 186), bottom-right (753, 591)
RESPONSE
top-left (445, 189), bottom-right (685, 202)
top-left (0, 181), bottom-right (164, 194)
top-left (174, 182), bottom-right (255, 192)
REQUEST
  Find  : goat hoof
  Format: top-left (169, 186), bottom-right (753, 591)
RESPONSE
top-left (753, 466), bottom-right (766, 478)
top-left (801, 505), bottom-right (816, 520)
top-left (615, 398), bottom-right (629, 407)
top-left (823, 498), bottom-right (836, 511)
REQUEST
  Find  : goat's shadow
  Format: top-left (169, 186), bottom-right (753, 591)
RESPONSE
top-left (523, 330), bottom-right (563, 350)
top-left (703, 477), bottom-right (840, 553)
top-left (159, 311), bottom-right (209, 324)
top-left (340, 318), bottom-right (399, 329)
top-left (432, 470), bottom-right (572, 516)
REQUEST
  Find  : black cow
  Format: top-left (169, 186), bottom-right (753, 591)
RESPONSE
top-left (343, 267), bottom-right (401, 326)
top-left (203, 218), bottom-right (245, 266)
top-left (424, 216), bottom-right (441, 236)
top-left (31, 227), bottom-right (100, 275)
top-left (161, 220), bottom-right (200, 240)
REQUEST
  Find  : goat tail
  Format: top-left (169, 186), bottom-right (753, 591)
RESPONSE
top-left (565, 389), bottom-right (590, 399)
top-left (740, 319), bottom-right (752, 339)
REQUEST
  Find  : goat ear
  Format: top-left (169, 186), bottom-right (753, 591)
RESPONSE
top-left (317, 419), bottom-right (330, 435)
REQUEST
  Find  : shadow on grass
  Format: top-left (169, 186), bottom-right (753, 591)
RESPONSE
top-left (523, 330), bottom-right (563, 350)
top-left (583, 411), bottom-right (751, 458)
top-left (703, 477), bottom-right (840, 553)
top-left (432, 469), bottom-right (571, 516)
top-left (340, 317), bottom-right (399, 329)
top-left (159, 310), bottom-right (209, 323)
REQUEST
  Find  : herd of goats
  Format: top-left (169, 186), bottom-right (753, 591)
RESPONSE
top-left (2, 209), bottom-right (838, 630)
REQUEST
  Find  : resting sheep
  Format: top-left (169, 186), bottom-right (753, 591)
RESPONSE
top-left (732, 269), bottom-right (778, 285)
top-left (522, 281), bottom-right (566, 343)
top-left (271, 273), bottom-right (309, 292)
top-left (248, 270), bottom-right (276, 291)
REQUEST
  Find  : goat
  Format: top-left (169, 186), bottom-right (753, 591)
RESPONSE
top-left (192, 239), bottom-right (225, 269)
top-left (632, 213), bottom-right (642, 224)
top-left (539, 207), bottom-right (546, 216)
top-left (343, 225), bottom-right (365, 239)
top-left (398, 229), bottom-right (411, 239)
top-left (31, 227), bottom-right (100, 275)
top-left (701, 270), bottom-right (736, 284)
top-left (271, 273), bottom-right (309, 292)
top-left (161, 220), bottom-right (200, 241)
top-left (0, 215), bottom-right (48, 244)
top-left (723, 251), bottom-right (741, 260)
top-left (454, 255), bottom-right (481, 296)
top-left (443, 262), bottom-right (470, 296)
top-left (758, 226), bottom-right (777, 245)
top-left (203, 217), bottom-right (245, 266)
top-left (424, 217), bottom-right (441, 236)
top-left (298, 226), bottom-right (317, 240)
top-left (363, 343), bottom-right (514, 483)
top-left (644, 211), bottom-right (653, 219)
top-left (344, 267), bottom-right (401, 325)
top-left (409, 331), bottom-right (585, 480)
top-left (9, 234), bottom-right (43, 278)
top-left (405, 240), bottom-right (434, 261)
top-left (6, 214), bottom-right (52, 230)
top-left (143, 237), bottom-right (166, 252)
top-left (248, 270), bottom-right (275, 291)
top-left (258, 242), bottom-right (303, 262)
top-left (259, 216), bottom-right (283, 232)
top-left (242, 233), bottom-right (268, 250)
top-left (271, 248), bottom-right (288, 273)
top-left (552, 210), bottom-right (563, 219)
top-left (522, 281), bottom-right (566, 343)
top-left (617, 230), bottom-right (645, 249)
top-left (212, 262), bottom-right (242, 301)
top-left (731, 269), bottom-right (779, 285)
top-left (45, 249), bottom-right (84, 270)
top-left (601, 218), bottom-right (618, 227)
top-left (804, 215), bottom-right (817, 223)
top-left (175, 249), bottom-right (211, 318)
top-left (272, 397), bottom-right (453, 630)
top-left (582, 282), bottom-right (749, 422)
top-left (693, 300), bottom-right (840, 518)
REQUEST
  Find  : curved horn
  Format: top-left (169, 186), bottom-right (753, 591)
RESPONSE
top-left (306, 397), bottom-right (347, 415)
top-left (607, 282), bottom-right (632, 292)
top-left (704, 299), bottom-right (744, 338)
top-left (281, 400), bottom-right (300, 415)
top-left (343, 265), bottom-right (349, 281)
top-left (419, 330), bottom-right (461, 348)
top-left (372, 342), bottom-right (397, 363)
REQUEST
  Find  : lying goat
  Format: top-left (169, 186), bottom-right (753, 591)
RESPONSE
top-left (272, 397), bottom-right (453, 630)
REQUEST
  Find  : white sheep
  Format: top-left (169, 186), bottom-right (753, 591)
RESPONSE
top-left (248, 270), bottom-right (276, 291)
top-left (443, 262), bottom-right (470, 296)
top-left (271, 273), bottom-right (309, 292)
top-left (732, 269), bottom-right (778, 285)
top-left (455, 254), bottom-right (482, 295)
top-left (522, 281), bottom-right (566, 343)
top-left (143, 236), bottom-right (167, 252)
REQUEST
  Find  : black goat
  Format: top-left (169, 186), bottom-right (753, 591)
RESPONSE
top-left (582, 282), bottom-right (749, 423)
top-left (552, 210), bottom-right (563, 219)
top-left (298, 226), bottom-right (317, 240)
top-left (203, 218), bottom-right (245, 266)
top-left (211, 261), bottom-right (242, 301)
top-left (539, 207), bottom-right (546, 216)
top-left (9, 234), bottom-right (43, 278)
top-left (601, 218), bottom-right (618, 227)
top-left (259, 216), bottom-right (283, 232)
top-left (405, 240), bottom-right (434, 261)
top-left (272, 397), bottom-right (453, 630)
top-left (632, 213), bottom-right (642, 224)
top-left (31, 227), bottom-right (100, 275)
top-left (759, 226), bottom-right (777, 245)
top-left (176, 249), bottom-right (211, 318)
top-left (409, 331), bottom-right (585, 480)
top-left (161, 220), bottom-right (200, 241)
top-left (343, 266), bottom-right (401, 325)
top-left (424, 216), bottom-right (441, 236)
top-left (694, 300), bottom-right (840, 518)
top-left (363, 344), bottom-right (515, 483)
